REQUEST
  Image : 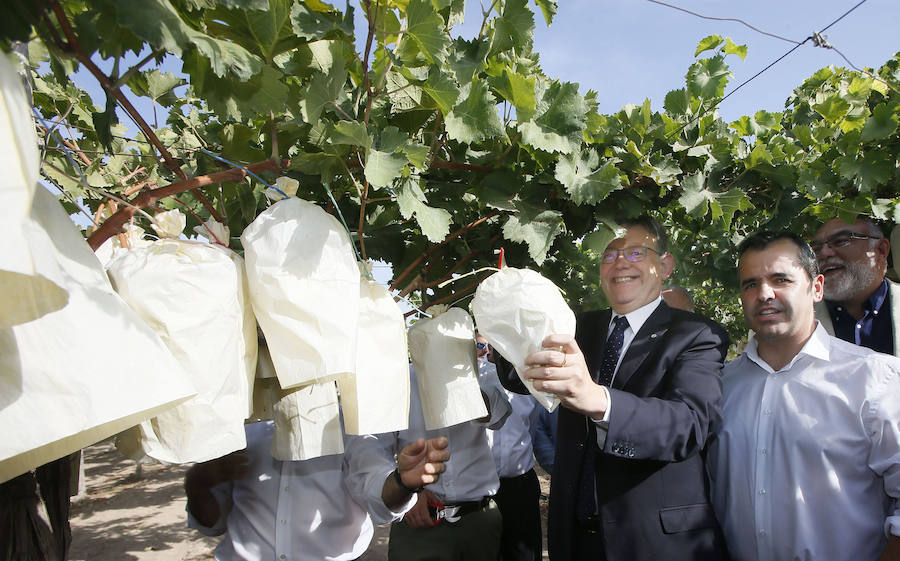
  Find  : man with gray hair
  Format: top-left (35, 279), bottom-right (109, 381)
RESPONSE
top-left (810, 217), bottom-right (898, 355)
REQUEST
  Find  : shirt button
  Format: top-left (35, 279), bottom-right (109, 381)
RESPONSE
top-left (761, 448), bottom-right (767, 455)
top-left (281, 519), bottom-right (287, 525)
top-left (760, 530), bottom-right (767, 536)
top-left (759, 489), bottom-right (767, 495)
top-left (764, 409), bottom-right (772, 416)
top-left (284, 486), bottom-right (290, 491)
top-left (874, 310), bottom-right (879, 315)
top-left (280, 555), bottom-right (286, 560)
top-left (856, 324), bottom-right (862, 329)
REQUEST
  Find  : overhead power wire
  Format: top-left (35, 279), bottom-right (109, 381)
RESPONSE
top-left (645, 0), bottom-right (801, 44)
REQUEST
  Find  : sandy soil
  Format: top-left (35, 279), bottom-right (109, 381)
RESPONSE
top-left (68, 439), bottom-right (549, 561)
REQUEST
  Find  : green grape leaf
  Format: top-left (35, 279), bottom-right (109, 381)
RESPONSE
top-left (489, 0), bottom-right (534, 56)
top-left (723, 38), bottom-right (747, 60)
top-left (503, 208), bottom-right (563, 265)
top-left (554, 150), bottom-right (625, 205)
top-left (397, 0), bottom-right (450, 64)
top-left (861, 102), bottom-right (900, 142)
top-left (686, 55), bottom-right (731, 99)
top-left (365, 149), bottom-right (408, 189)
top-left (534, 0), bottom-right (558, 25)
top-left (694, 35), bottom-right (723, 57)
top-left (445, 80), bottom-right (507, 143)
top-left (813, 94), bottom-right (850, 123)
top-left (397, 177), bottom-right (452, 242)
top-left (423, 69), bottom-right (459, 115)
top-left (330, 120), bottom-right (371, 148)
top-left (488, 69), bottom-right (536, 122)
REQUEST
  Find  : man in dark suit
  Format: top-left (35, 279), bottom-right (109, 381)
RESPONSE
top-left (495, 216), bottom-right (729, 560)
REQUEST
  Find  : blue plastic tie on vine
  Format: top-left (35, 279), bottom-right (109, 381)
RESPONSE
top-left (198, 149), bottom-right (288, 200)
top-left (33, 108), bottom-right (92, 190)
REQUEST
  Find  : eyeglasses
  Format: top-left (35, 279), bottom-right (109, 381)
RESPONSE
top-left (809, 232), bottom-right (882, 254)
top-left (476, 342), bottom-right (491, 351)
top-left (601, 246), bottom-right (661, 264)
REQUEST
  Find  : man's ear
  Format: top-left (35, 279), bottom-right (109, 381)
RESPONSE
top-left (660, 253), bottom-right (675, 281)
top-left (812, 273), bottom-right (825, 303)
top-left (875, 237), bottom-right (891, 264)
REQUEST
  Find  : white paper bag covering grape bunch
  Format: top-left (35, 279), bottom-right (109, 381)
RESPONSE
top-left (339, 278), bottom-right (410, 435)
top-left (471, 267), bottom-right (576, 412)
top-left (241, 198), bottom-right (360, 389)
top-left (107, 239), bottom-right (258, 464)
top-left (0, 53), bottom-right (67, 328)
top-left (408, 307), bottom-right (487, 430)
top-left (271, 381), bottom-right (344, 461)
top-left (0, 188), bottom-right (196, 483)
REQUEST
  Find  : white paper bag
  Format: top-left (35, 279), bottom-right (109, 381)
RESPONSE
top-left (272, 381), bottom-right (344, 460)
top-left (241, 198), bottom-right (360, 389)
top-left (107, 239), bottom-right (258, 464)
top-left (339, 279), bottom-right (410, 435)
top-left (247, 342), bottom-right (280, 423)
top-left (0, 53), bottom-right (67, 328)
top-left (471, 267), bottom-right (576, 411)
top-left (408, 307), bottom-right (487, 430)
top-left (0, 188), bottom-right (196, 483)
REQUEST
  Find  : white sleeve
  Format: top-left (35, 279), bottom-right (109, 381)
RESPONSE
top-left (343, 433), bottom-right (417, 525)
top-left (863, 361), bottom-right (900, 537)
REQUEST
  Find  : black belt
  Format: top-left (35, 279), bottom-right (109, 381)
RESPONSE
top-left (429, 496), bottom-right (493, 522)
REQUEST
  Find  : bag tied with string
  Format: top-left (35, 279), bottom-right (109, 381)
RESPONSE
top-left (241, 197), bottom-right (360, 390)
top-left (0, 188), bottom-right (196, 483)
top-left (339, 273), bottom-right (410, 435)
top-left (408, 307), bottom-right (487, 430)
top-left (471, 267), bottom-right (576, 412)
top-left (107, 237), bottom-right (258, 464)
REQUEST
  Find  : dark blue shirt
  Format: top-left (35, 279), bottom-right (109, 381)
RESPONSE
top-left (826, 278), bottom-right (894, 355)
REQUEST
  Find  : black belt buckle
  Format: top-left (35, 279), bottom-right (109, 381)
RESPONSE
top-left (578, 514), bottom-right (604, 534)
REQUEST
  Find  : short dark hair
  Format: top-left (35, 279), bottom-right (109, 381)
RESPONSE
top-left (737, 231), bottom-right (819, 280)
top-left (619, 215), bottom-right (669, 254)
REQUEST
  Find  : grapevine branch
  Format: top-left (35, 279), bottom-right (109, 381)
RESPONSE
top-left (390, 210), bottom-right (501, 291)
top-left (45, 0), bottom-right (223, 223)
top-left (87, 158), bottom-right (286, 251)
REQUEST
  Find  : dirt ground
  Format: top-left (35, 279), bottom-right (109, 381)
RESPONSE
top-left (68, 439), bottom-right (550, 561)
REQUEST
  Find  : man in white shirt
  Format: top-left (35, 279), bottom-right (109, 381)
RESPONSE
top-left (477, 333), bottom-right (542, 561)
top-left (185, 420), bottom-right (450, 561)
top-left (361, 365), bottom-right (511, 561)
top-left (707, 230), bottom-right (900, 561)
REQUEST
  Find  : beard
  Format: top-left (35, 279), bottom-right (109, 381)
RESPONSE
top-left (822, 258), bottom-right (882, 302)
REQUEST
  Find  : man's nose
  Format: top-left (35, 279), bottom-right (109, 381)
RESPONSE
top-left (758, 282), bottom-right (775, 301)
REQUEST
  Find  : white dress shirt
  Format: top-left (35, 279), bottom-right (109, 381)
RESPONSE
top-left (595, 296), bottom-right (663, 442)
top-left (480, 360), bottom-right (538, 478)
top-left (707, 324), bottom-right (900, 561)
top-left (188, 421), bottom-right (378, 561)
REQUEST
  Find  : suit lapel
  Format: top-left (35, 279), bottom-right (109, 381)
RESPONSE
top-left (612, 303), bottom-right (672, 390)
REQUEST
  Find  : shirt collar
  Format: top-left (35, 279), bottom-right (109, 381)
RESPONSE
top-left (826, 277), bottom-right (888, 316)
top-left (611, 296), bottom-right (662, 334)
top-left (745, 322), bottom-right (832, 374)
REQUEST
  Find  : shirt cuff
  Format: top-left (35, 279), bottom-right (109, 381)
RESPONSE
top-left (591, 386), bottom-right (611, 448)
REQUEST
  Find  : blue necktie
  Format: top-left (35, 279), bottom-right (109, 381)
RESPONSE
top-left (577, 315), bottom-right (629, 521)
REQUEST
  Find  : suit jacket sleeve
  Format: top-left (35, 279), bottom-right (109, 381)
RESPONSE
top-left (603, 316), bottom-right (727, 463)
top-left (493, 352), bottom-right (530, 395)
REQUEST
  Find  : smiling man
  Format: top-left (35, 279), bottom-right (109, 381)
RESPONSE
top-left (810, 217), bottom-right (898, 355)
top-left (707, 231), bottom-right (900, 561)
top-left (494, 215), bottom-right (729, 561)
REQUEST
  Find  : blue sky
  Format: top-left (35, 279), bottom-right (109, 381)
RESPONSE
top-left (450, 0), bottom-right (899, 122)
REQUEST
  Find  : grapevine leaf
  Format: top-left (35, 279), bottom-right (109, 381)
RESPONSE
top-left (861, 102), bottom-right (900, 142)
top-left (397, 0), bottom-right (450, 64)
top-left (534, 0), bottom-right (558, 25)
top-left (488, 69), bottom-right (536, 122)
top-left (518, 79), bottom-right (586, 154)
top-left (835, 154), bottom-right (893, 193)
top-left (555, 150), bottom-right (625, 205)
top-left (686, 55), bottom-right (730, 99)
top-left (813, 94), bottom-right (850, 123)
top-left (423, 69), bottom-right (459, 115)
top-left (448, 37), bottom-right (489, 84)
top-left (677, 173), bottom-right (711, 217)
top-left (445, 80), bottom-right (507, 143)
top-left (489, 0), bottom-right (534, 56)
top-left (709, 188), bottom-right (751, 227)
top-left (694, 35), bottom-right (723, 57)
top-left (103, 0), bottom-right (263, 79)
top-left (503, 208), bottom-right (563, 265)
top-left (397, 177), bottom-right (452, 242)
top-left (365, 149), bottom-right (408, 189)
top-left (290, 2), bottom-right (354, 41)
top-left (723, 38), bottom-right (747, 60)
top-left (330, 120), bottom-right (371, 148)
